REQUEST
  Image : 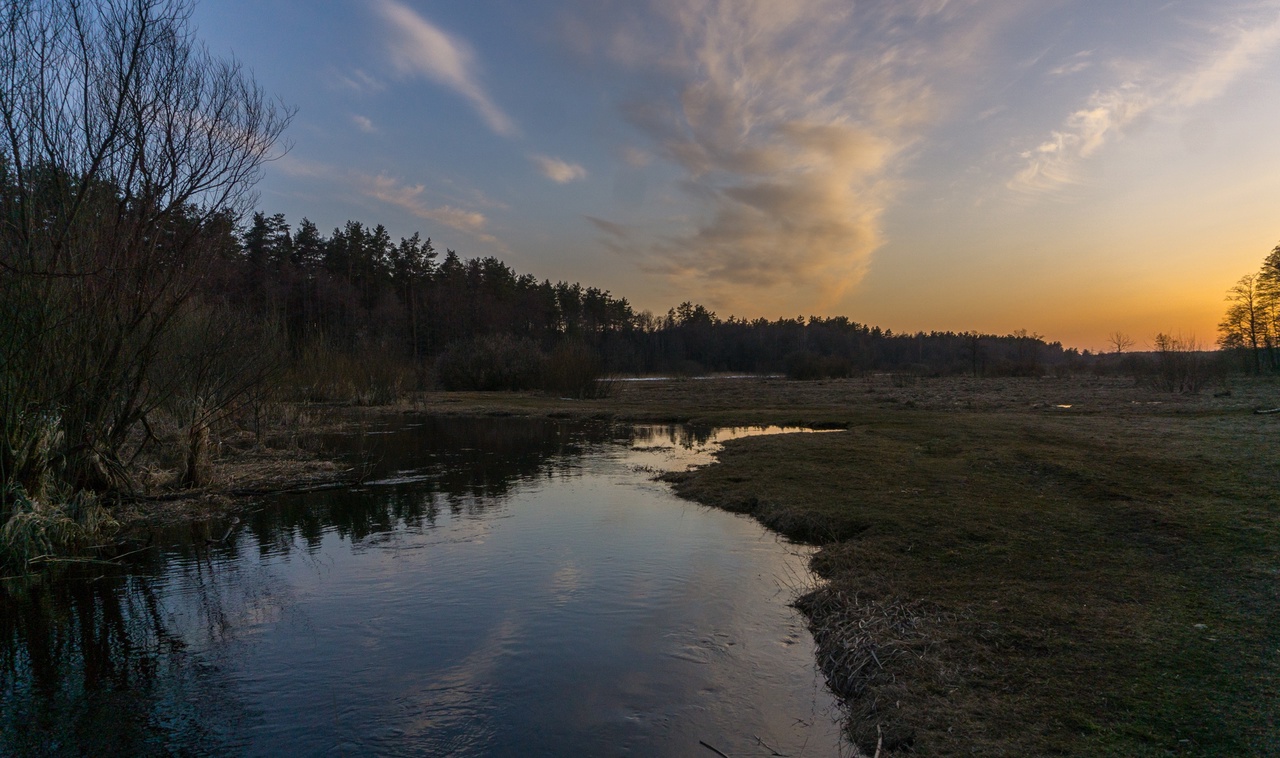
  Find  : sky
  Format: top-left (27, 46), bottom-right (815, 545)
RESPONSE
top-left (192, 0), bottom-right (1280, 352)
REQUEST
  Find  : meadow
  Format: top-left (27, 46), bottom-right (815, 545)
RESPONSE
top-left (427, 374), bottom-right (1280, 755)
top-left (14, 372), bottom-right (1277, 755)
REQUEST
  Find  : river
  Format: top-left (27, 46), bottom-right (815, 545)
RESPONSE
top-left (1, 417), bottom-right (849, 757)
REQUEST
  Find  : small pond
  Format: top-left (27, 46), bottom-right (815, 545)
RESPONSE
top-left (1, 417), bottom-right (849, 756)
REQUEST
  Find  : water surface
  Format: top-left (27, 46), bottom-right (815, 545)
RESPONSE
top-left (1, 418), bottom-right (848, 756)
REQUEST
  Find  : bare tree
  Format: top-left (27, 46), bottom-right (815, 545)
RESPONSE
top-left (1152, 333), bottom-right (1209, 393)
top-left (1107, 331), bottom-right (1135, 354)
top-left (1218, 274), bottom-right (1267, 374)
top-left (0, 0), bottom-right (292, 496)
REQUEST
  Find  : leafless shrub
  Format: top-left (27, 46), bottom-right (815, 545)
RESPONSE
top-left (542, 341), bottom-right (615, 399)
top-left (150, 300), bottom-right (286, 486)
top-left (285, 338), bottom-right (411, 405)
top-left (435, 335), bottom-right (545, 392)
top-left (1, 0), bottom-right (290, 561)
top-left (1147, 333), bottom-right (1213, 394)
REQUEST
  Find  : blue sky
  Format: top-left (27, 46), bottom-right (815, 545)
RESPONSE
top-left (193, 0), bottom-right (1280, 350)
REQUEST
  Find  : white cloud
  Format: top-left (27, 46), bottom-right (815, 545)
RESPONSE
top-left (352, 114), bottom-right (377, 133)
top-left (1173, 12), bottom-right (1280, 107)
top-left (1012, 7), bottom-right (1280, 194)
top-left (371, 0), bottom-right (516, 136)
top-left (583, 0), bottom-right (1011, 309)
top-left (530, 154), bottom-right (587, 183)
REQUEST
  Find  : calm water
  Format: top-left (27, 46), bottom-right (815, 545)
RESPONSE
top-left (1, 418), bottom-right (848, 756)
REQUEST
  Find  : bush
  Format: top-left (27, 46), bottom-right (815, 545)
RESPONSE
top-left (1146, 334), bottom-right (1215, 394)
top-left (287, 338), bottom-right (412, 404)
top-left (542, 341), bottom-right (614, 399)
top-left (1, 485), bottom-right (115, 572)
top-left (435, 335), bottom-right (546, 391)
top-left (786, 351), bottom-right (853, 380)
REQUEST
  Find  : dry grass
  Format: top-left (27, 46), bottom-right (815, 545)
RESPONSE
top-left (375, 375), bottom-right (1277, 754)
top-left (648, 375), bottom-right (1280, 756)
top-left (406, 373), bottom-right (1278, 424)
top-left (12, 372), bottom-right (1276, 754)
top-left (100, 404), bottom-right (380, 532)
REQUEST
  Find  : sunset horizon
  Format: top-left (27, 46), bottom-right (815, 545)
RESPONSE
top-left (4, 2), bottom-right (1278, 752)
top-left (186, 0), bottom-right (1280, 352)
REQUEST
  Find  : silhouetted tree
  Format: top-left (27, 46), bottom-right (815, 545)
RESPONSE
top-left (0, 0), bottom-right (292, 494)
top-left (1219, 273), bottom-right (1267, 373)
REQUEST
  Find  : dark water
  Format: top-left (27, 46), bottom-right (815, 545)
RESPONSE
top-left (1, 418), bottom-right (848, 757)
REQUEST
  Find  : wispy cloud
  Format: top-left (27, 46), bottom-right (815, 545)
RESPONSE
top-left (331, 68), bottom-right (386, 95)
top-left (361, 173), bottom-right (488, 233)
top-left (1011, 86), bottom-right (1155, 192)
top-left (619, 146), bottom-right (652, 168)
top-left (582, 0), bottom-right (1010, 309)
top-left (585, 215), bottom-right (629, 238)
top-left (531, 154), bottom-right (587, 183)
top-left (352, 114), bottom-right (377, 133)
top-left (1012, 7), bottom-right (1280, 194)
top-left (275, 155), bottom-right (496, 240)
top-left (1048, 51), bottom-right (1093, 77)
top-left (371, 0), bottom-right (516, 136)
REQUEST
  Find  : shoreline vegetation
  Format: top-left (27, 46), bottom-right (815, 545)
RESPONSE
top-left (427, 375), bottom-right (1280, 756)
top-left (14, 374), bottom-right (1276, 754)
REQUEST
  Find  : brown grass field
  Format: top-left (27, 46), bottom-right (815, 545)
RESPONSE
top-left (140, 374), bottom-right (1280, 755)
top-left (415, 374), bottom-right (1280, 756)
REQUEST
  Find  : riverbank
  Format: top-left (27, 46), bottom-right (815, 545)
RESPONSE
top-left (654, 376), bottom-right (1279, 755)
top-left (62, 374), bottom-right (1280, 755)
top-left (411, 374), bottom-right (1280, 754)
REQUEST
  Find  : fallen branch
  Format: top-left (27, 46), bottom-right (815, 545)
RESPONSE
top-left (753, 734), bottom-right (787, 756)
top-left (29, 556), bottom-right (122, 567)
top-left (1254, 408), bottom-right (1280, 415)
top-left (699, 740), bottom-right (730, 758)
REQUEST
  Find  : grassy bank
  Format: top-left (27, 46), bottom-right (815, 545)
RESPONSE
top-left (413, 375), bottom-right (1280, 753)
top-left (6, 373), bottom-right (1277, 756)
top-left (645, 378), bottom-right (1280, 755)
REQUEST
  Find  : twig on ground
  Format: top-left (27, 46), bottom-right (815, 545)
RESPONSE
top-left (753, 734), bottom-right (787, 756)
top-left (699, 740), bottom-right (731, 758)
top-left (29, 556), bottom-right (121, 567)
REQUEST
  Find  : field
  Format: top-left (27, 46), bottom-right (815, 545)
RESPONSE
top-left (422, 374), bottom-right (1280, 755)
top-left (118, 374), bottom-right (1280, 754)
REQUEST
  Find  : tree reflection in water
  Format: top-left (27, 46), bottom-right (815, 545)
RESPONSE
top-left (1, 561), bottom-right (259, 755)
top-left (0, 416), bottom-right (616, 756)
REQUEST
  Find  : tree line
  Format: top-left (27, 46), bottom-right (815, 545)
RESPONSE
top-left (1219, 243), bottom-right (1280, 373)
top-left (219, 210), bottom-right (1085, 386)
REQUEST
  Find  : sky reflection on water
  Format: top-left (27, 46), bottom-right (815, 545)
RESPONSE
top-left (1, 419), bottom-right (849, 757)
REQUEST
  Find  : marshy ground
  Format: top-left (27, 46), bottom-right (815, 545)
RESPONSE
top-left (419, 374), bottom-right (1280, 755)
top-left (134, 374), bottom-right (1280, 755)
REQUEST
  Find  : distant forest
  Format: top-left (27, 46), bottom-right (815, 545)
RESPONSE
top-left (224, 210), bottom-right (1089, 390)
